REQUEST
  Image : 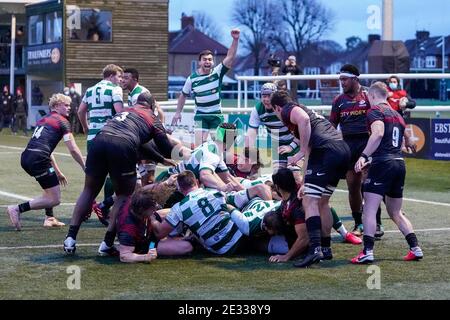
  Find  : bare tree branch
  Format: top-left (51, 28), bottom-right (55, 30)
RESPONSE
top-left (271, 0), bottom-right (335, 65)
top-left (232, 0), bottom-right (279, 75)
top-left (192, 11), bottom-right (223, 42)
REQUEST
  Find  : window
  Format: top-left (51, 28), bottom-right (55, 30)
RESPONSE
top-left (28, 15), bottom-right (44, 45)
top-left (445, 56), bottom-right (448, 69)
top-left (67, 8), bottom-right (112, 42)
top-left (426, 56), bottom-right (436, 68)
top-left (46, 12), bottom-right (62, 43)
top-left (191, 60), bottom-right (197, 73)
top-left (413, 57), bottom-right (424, 69)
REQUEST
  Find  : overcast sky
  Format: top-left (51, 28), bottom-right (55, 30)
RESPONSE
top-left (169, 0), bottom-right (450, 48)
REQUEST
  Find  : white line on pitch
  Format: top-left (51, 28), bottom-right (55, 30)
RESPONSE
top-left (0, 243), bottom-right (99, 251)
top-left (0, 145), bottom-right (73, 158)
top-left (335, 189), bottom-right (450, 207)
top-left (0, 203), bottom-right (75, 208)
top-left (1, 228), bottom-right (450, 251)
top-left (2, 187), bottom-right (450, 208)
top-left (0, 242), bottom-right (120, 251)
top-left (0, 190), bottom-right (31, 201)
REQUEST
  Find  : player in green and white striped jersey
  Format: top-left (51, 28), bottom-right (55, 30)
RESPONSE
top-left (78, 64), bottom-right (124, 148)
top-left (150, 171), bottom-right (244, 255)
top-left (158, 123), bottom-right (244, 193)
top-left (122, 68), bottom-right (165, 123)
top-left (172, 29), bottom-right (240, 145)
top-left (166, 140), bottom-right (229, 179)
top-left (230, 198), bottom-right (281, 237)
top-left (246, 83), bottom-right (300, 172)
top-left (228, 198), bottom-right (290, 255)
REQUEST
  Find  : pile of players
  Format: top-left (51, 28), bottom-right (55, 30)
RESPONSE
top-left (6, 57), bottom-right (424, 268)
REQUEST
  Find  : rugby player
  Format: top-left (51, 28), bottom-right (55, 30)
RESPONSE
top-left (267, 169), bottom-right (361, 263)
top-left (63, 93), bottom-right (175, 255)
top-left (351, 82), bottom-right (423, 264)
top-left (172, 29), bottom-right (240, 145)
top-left (272, 91), bottom-right (351, 268)
top-left (118, 188), bottom-right (193, 263)
top-left (149, 171), bottom-right (246, 255)
top-left (330, 64), bottom-right (385, 237)
top-left (7, 93), bottom-right (85, 230)
top-left (246, 82), bottom-right (301, 172)
top-left (77, 64), bottom-right (125, 223)
top-left (158, 123), bottom-right (244, 193)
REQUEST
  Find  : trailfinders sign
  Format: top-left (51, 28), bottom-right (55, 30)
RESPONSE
top-left (27, 43), bottom-right (63, 74)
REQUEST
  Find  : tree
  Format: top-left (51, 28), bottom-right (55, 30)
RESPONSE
top-left (270, 0), bottom-right (335, 65)
top-left (346, 36), bottom-right (364, 51)
top-left (192, 11), bottom-right (223, 43)
top-left (232, 0), bottom-right (279, 75)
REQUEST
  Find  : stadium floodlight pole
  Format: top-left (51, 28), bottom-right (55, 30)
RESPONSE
top-left (382, 0), bottom-right (393, 41)
top-left (9, 14), bottom-right (16, 96)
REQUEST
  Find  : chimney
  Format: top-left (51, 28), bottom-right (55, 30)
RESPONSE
top-left (368, 34), bottom-right (381, 44)
top-left (416, 31), bottom-right (430, 42)
top-left (181, 13), bottom-right (195, 29)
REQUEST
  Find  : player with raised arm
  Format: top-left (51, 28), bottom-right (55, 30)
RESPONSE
top-left (172, 29), bottom-right (240, 145)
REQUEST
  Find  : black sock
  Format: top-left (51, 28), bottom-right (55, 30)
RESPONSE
top-left (67, 225), bottom-right (80, 240)
top-left (103, 196), bottom-right (115, 210)
top-left (45, 208), bottom-right (54, 217)
top-left (321, 236), bottom-right (331, 248)
top-left (363, 235), bottom-right (375, 253)
top-left (306, 216), bottom-right (322, 254)
top-left (405, 233), bottom-right (419, 249)
top-left (376, 206), bottom-right (382, 225)
top-left (104, 231), bottom-right (116, 247)
top-left (18, 202), bottom-right (31, 213)
top-left (352, 211), bottom-right (362, 225)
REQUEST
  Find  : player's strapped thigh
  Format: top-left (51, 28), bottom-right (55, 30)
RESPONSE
top-left (226, 189), bottom-right (251, 210)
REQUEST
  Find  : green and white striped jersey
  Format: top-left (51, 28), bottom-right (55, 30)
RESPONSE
top-left (231, 199), bottom-right (281, 236)
top-left (182, 63), bottom-right (229, 114)
top-left (166, 188), bottom-right (243, 255)
top-left (239, 174), bottom-right (272, 189)
top-left (249, 102), bottom-right (296, 145)
top-left (168, 141), bottom-right (228, 178)
top-left (82, 80), bottom-right (123, 141)
top-left (128, 84), bottom-right (149, 107)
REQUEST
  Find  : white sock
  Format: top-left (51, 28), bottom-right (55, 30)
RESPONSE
top-left (337, 225), bottom-right (347, 238)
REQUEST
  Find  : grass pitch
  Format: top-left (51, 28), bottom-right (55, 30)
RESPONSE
top-left (0, 131), bottom-right (449, 300)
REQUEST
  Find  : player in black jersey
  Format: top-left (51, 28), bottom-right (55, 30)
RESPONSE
top-left (329, 64), bottom-right (375, 236)
top-left (64, 93), bottom-right (177, 255)
top-left (7, 94), bottom-right (85, 230)
top-left (271, 91), bottom-right (351, 268)
top-left (351, 82), bottom-right (423, 264)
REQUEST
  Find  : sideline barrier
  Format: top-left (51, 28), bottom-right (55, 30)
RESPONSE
top-left (159, 101), bottom-right (450, 162)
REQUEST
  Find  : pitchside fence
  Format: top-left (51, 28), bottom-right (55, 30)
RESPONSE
top-left (160, 73), bottom-right (450, 161)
